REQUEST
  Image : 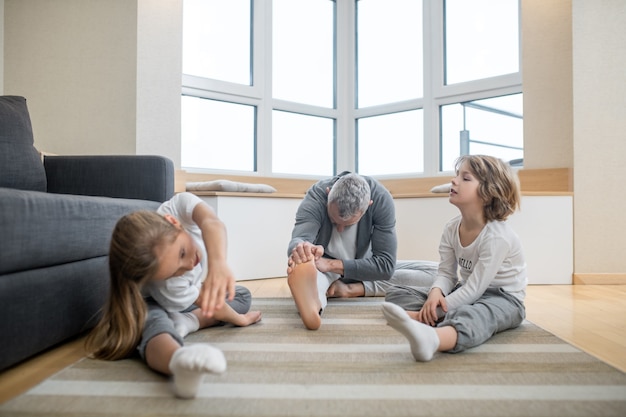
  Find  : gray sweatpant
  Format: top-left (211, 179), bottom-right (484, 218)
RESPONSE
top-left (385, 284), bottom-right (525, 353)
top-left (137, 285), bottom-right (252, 360)
top-left (362, 260), bottom-right (439, 297)
top-left (317, 260), bottom-right (439, 311)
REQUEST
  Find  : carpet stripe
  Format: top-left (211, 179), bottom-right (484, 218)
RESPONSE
top-left (209, 342), bottom-right (579, 354)
top-left (28, 380), bottom-right (626, 401)
top-left (252, 299), bottom-right (384, 307)
top-left (259, 317), bottom-right (387, 325)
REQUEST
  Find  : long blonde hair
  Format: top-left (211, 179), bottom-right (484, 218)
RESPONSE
top-left (85, 211), bottom-right (179, 360)
top-left (455, 155), bottom-right (521, 222)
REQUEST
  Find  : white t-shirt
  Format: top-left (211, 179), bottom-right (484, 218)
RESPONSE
top-left (432, 215), bottom-right (527, 311)
top-left (143, 192), bottom-right (208, 312)
top-left (326, 224), bottom-right (358, 261)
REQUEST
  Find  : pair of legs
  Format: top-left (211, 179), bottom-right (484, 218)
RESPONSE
top-left (383, 286), bottom-right (525, 361)
top-left (287, 260), bottom-right (438, 330)
top-left (139, 286), bottom-right (261, 398)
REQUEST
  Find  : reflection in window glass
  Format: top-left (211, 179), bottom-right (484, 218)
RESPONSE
top-left (272, 111), bottom-right (334, 176)
top-left (440, 94), bottom-right (523, 172)
top-left (181, 96), bottom-right (256, 171)
top-left (182, 0), bottom-right (251, 85)
top-left (445, 0), bottom-right (519, 84)
top-left (357, 0), bottom-right (423, 108)
top-left (273, 0), bottom-right (334, 107)
top-left (357, 110), bottom-right (424, 175)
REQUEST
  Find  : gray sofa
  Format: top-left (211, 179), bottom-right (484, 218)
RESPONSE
top-left (0, 95), bottom-right (175, 371)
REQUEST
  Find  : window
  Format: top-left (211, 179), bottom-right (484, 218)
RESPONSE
top-left (181, 0), bottom-right (522, 177)
top-left (357, 110), bottom-right (424, 175)
top-left (356, 0), bottom-right (423, 107)
top-left (440, 94), bottom-right (523, 172)
top-left (444, 0), bottom-right (519, 85)
top-left (182, 0), bottom-right (251, 85)
top-left (181, 96), bottom-right (256, 171)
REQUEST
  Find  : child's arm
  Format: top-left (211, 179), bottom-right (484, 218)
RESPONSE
top-left (192, 202), bottom-right (236, 318)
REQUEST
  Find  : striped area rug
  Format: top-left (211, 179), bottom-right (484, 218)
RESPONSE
top-left (2, 297), bottom-right (626, 417)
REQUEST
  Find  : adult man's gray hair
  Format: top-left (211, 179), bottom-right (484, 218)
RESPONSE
top-left (327, 173), bottom-right (371, 220)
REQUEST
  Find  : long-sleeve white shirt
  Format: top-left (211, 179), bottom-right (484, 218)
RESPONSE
top-left (432, 215), bottom-right (527, 311)
top-left (143, 192), bottom-right (208, 312)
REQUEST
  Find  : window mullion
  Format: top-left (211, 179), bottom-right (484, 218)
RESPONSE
top-left (256, 0), bottom-right (272, 176)
top-left (335, 0), bottom-right (356, 174)
top-left (423, 0), bottom-right (442, 176)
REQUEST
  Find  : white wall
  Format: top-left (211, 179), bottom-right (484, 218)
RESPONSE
top-left (198, 195), bottom-right (302, 281)
top-left (395, 196), bottom-right (573, 285)
top-left (572, 0), bottom-right (626, 275)
top-left (200, 194), bottom-right (573, 285)
top-left (136, 0), bottom-right (182, 162)
top-left (522, 0), bottom-right (573, 170)
top-left (4, 0), bottom-right (138, 155)
top-left (3, 0), bottom-right (182, 166)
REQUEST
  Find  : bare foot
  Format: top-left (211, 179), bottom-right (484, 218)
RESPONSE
top-left (287, 261), bottom-right (322, 330)
top-left (201, 304), bottom-right (262, 328)
top-left (326, 280), bottom-right (365, 298)
top-left (230, 311), bottom-right (262, 327)
top-left (406, 310), bottom-right (420, 321)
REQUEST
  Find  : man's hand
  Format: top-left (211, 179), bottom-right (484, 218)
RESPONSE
top-left (287, 242), bottom-right (325, 274)
top-left (314, 257), bottom-right (337, 274)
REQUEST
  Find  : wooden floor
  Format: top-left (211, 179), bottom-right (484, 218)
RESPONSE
top-left (1, 279), bottom-right (625, 404)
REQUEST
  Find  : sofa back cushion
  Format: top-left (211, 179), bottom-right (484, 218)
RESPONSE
top-left (0, 96), bottom-right (47, 192)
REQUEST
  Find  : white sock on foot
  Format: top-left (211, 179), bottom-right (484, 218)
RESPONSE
top-left (382, 302), bottom-right (439, 362)
top-left (169, 312), bottom-right (200, 338)
top-left (168, 344), bottom-right (227, 399)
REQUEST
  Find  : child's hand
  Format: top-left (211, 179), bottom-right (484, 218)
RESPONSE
top-left (199, 260), bottom-right (235, 318)
top-left (419, 287), bottom-right (447, 326)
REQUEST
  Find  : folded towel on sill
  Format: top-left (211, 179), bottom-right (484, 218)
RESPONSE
top-left (186, 179), bottom-right (277, 193)
top-left (430, 183), bottom-right (451, 193)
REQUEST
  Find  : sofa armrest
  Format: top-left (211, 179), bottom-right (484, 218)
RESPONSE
top-left (44, 155), bottom-right (175, 202)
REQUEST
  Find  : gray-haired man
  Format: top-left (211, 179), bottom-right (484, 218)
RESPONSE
top-left (287, 171), bottom-right (437, 330)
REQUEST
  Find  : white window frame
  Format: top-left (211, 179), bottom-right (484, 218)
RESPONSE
top-left (181, 0), bottom-right (522, 178)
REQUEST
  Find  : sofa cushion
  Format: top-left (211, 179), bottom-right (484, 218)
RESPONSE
top-left (0, 188), bottom-right (160, 275)
top-left (0, 96), bottom-right (47, 192)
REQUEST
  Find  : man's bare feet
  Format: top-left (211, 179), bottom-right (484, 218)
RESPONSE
top-left (326, 280), bottom-right (365, 298)
top-left (287, 261), bottom-right (322, 330)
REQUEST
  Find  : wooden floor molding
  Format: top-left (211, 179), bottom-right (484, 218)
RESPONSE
top-left (573, 273), bottom-right (626, 285)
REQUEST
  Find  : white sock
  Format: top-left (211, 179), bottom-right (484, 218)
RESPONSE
top-left (169, 311), bottom-right (200, 338)
top-left (382, 302), bottom-right (440, 362)
top-left (168, 344), bottom-right (227, 399)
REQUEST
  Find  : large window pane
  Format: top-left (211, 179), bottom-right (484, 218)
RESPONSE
top-left (272, 111), bottom-right (334, 176)
top-left (181, 96), bottom-right (256, 171)
top-left (183, 0), bottom-right (251, 85)
top-left (357, 110), bottom-right (424, 175)
top-left (440, 94), bottom-right (523, 171)
top-left (445, 0), bottom-right (519, 84)
top-left (357, 0), bottom-right (423, 108)
top-left (273, 0), bottom-right (334, 107)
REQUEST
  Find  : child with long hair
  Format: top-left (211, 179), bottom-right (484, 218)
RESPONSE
top-left (85, 192), bottom-right (262, 398)
top-left (382, 155), bottom-right (526, 361)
